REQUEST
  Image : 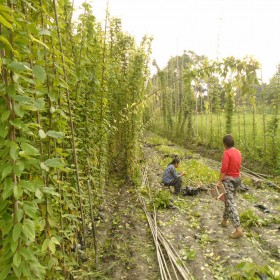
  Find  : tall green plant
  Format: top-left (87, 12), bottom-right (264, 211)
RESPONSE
top-left (0, 1), bottom-right (152, 278)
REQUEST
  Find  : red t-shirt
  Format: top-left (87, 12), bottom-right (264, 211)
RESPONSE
top-left (221, 148), bottom-right (242, 177)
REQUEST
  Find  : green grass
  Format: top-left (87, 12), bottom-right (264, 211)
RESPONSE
top-left (193, 112), bottom-right (278, 151)
top-left (149, 112), bottom-right (280, 173)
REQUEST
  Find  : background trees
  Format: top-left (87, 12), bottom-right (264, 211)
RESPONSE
top-left (147, 53), bottom-right (280, 173)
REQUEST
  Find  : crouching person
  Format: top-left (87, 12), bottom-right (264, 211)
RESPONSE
top-left (162, 158), bottom-right (185, 195)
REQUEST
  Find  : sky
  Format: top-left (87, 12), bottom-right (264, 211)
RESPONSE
top-left (73, 0), bottom-right (280, 82)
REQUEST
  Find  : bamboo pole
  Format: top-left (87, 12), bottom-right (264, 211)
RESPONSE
top-left (140, 167), bottom-right (194, 280)
top-left (52, 0), bottom-right (87, 246)
top-left (260, 69), bottom-right (267, 162)
top-left (87, 179), bottom-right (98, 267)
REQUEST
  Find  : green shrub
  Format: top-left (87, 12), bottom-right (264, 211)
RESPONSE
top-left (240, 209), bottom-right (269, 227)
top-left (229, 260), bottom-right (280, 280)
top-left (153, 190), bottom-right (172, 209)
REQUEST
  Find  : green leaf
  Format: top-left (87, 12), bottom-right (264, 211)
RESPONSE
top-left (23, 203), bottom-right (38, 219)
top-left (18, 180), bottom-right (38, 192)
top-left (13, 183), bottom-right (23, 199)
top-left (11, 238), bottom-right (18, 253)
top-left (0, 122), bottom-right (8, 138)
top-left (46, 130), bottom-right (64, 139)
top-left (34, 98), bottom-right (45, 110)
top-left (13, 252), bottom-right (21, 268)
top-left (13, 263), bottom-right (22, 278)
top-left (32, 65), bottom-right (46, 83)
top-left (13, 95), bottom-right (32, 103)
top-left (2, 177), bottom-right (13, 200)
top-left (48, 240), bottom-right (56, 254)
top-left (0, 14), bottom-right (13, 30)
top-left (2, 165), bottom-right (12, 180)
top-left (21, 261), bottom-right (30, 277)
top-left (35, 188), bottom-right (43, 199)
top-left (42, 187), bottom-right (60, 197)
top-left (1, 216), bottom-right (13, 235)
top-left (14, 103), bottom-right (25, 118)
top-left (16, 208), bottom-right (24, 223)
top-left (38, 129), bottom-right (46, 139)
top-left (21, 142), bottom-right (40, 156)
top-left (0, 200), bottom-right (8, 212)
top-left (6, 84), bottom-right (16, 97)
top-left (7, 61), bottom-right (31, 72)
top-left (9, 119), bottom-right (25, 129)
top-left (22, 219), bottom-right (35, 241)
top-left (39, 29), bottom-right (51, 36)
top-left (51, 236), bottom-right (60, 245)
top-left (12, 223), bottom-right (22, 242)
top-left (10, 146), bottom-right (19, 160)
top-left (1, 110), bottom-right (10, 121)
top-left (0, 35), bottom-right (14, 53)
top-left (0, 4), bottom-right (11, 13)
top-left (0, 265), bottom-right (11, 280)
top-left (40, 162), bottom-right (49, 171)
top-left (42, 238), bottom-right (50, 252)
top-left (13, 161), bottom-right (25, 177)
top-left (19, 247), bottom-right (35, 261)
top-left (44, 158), bottom-right (64, 168)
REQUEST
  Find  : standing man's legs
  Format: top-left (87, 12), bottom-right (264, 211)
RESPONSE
top-left (222, 181), bottom-right (243, 238)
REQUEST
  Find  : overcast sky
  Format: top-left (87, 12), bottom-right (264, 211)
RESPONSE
top-left (73, 0), bottom-right (280, 82)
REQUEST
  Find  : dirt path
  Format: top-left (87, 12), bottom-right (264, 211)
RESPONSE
top-left (142, 133), bottom-right (280, 280)
top-left (97, 182), bottom-right (160, 280)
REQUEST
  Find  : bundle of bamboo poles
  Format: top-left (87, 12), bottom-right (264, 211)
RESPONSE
top-left (139, 167), bottom-right (194, 280)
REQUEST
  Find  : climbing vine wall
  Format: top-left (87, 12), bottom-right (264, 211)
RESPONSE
top-left (0, 1), bottom-right (151, 278)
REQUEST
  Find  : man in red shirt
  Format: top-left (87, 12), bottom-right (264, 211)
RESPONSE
top-left (218, 134), bottom-right (244, 239)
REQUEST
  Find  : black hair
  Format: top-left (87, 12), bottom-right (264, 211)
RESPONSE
top-left (170, 157), bottom-right (180, 165)
top-left (223, 134), bottom-right (234, 148)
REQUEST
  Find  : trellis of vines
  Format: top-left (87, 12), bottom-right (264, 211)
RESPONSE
top-left (147, 51), bottom-right (280, 173)
top-left (0, 1), bottom-right (151, 279)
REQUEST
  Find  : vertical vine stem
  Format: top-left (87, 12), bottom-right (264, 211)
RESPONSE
top-left (98, 0), bottom-right (110, 189)
top-left (261, 69), bottom-right (267, 162)
top-left (87, 180), bottom-right (98, 268)
top-left (52, 0), bottom-right (87, 245)
top-left (6, 0), bottom-right (18, 225)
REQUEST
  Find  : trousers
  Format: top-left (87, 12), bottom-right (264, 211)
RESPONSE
top-left (164, 177), bottom-right (182, 195)
top-left (222, 177), bottom-right (241, 228)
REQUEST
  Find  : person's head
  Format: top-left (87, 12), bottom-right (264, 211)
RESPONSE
top-left (223, 134), bottom-right (234, 148)
top-left (170, 157), bottom-right (180, 168)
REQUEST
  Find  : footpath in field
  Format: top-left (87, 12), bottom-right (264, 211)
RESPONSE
top-left (142, 132), bottom-right (280, 280)
top-left (95, 179), bottom-right (160, 279)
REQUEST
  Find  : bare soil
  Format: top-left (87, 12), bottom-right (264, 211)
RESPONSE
top-left (142, 140), bottom-right (280, 280)
top-left (95, 134), bottom-right (280, 280)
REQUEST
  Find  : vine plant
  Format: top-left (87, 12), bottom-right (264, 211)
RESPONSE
top-left (0, 0), bottom-right (152, 278)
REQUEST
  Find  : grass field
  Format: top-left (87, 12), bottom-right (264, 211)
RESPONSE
top-left (150, 112), bottom-right (280, 173)
top-left (193, 112), bottom-right (278, 148)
